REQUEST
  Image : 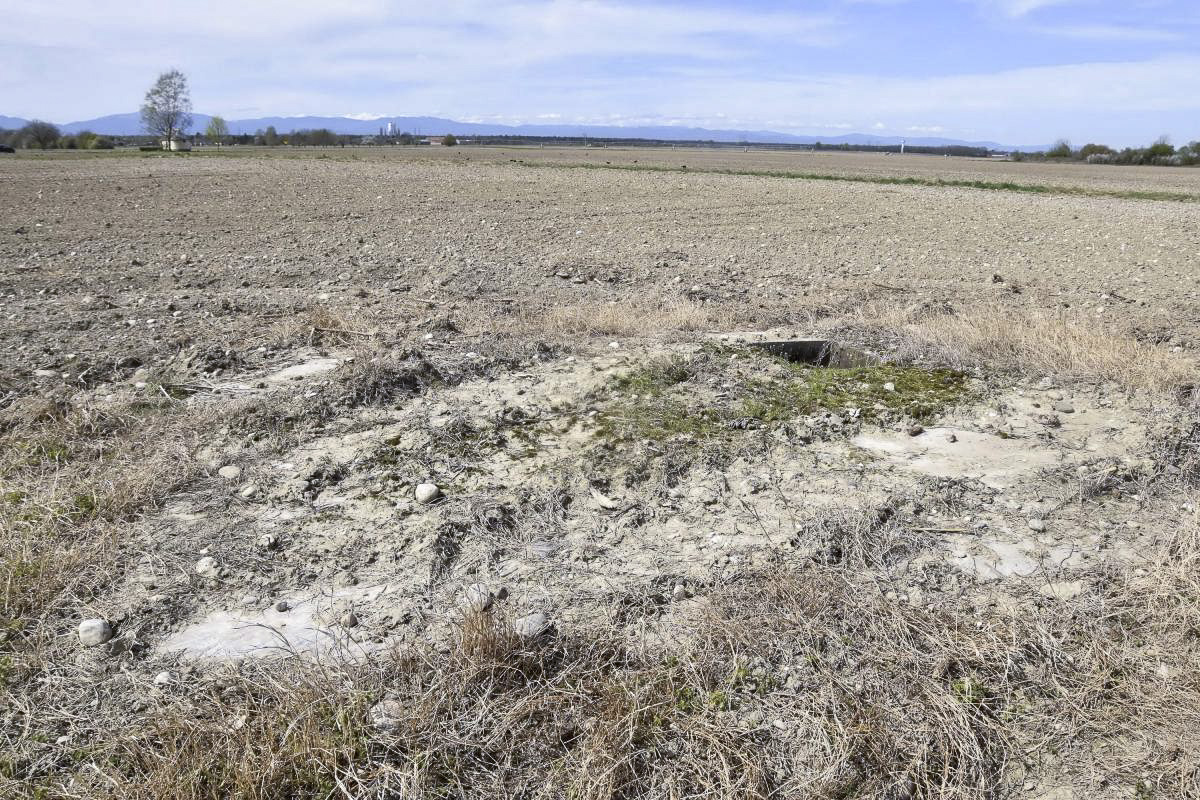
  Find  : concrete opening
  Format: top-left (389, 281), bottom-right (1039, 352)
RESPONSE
top-left (747, 338), bottom-right (879, 368)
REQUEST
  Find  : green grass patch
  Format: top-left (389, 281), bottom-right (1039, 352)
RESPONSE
top-left (744, 364), bottom-right (969, 424)
top-left (596, 354), bottom-right (970, 446)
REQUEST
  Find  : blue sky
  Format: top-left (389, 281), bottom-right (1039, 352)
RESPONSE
top-left (1, 0), bottom-right (1197, 146)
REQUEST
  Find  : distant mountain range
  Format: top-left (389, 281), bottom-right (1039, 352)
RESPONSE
top-left (0, 111), bottom-right (1045, 151)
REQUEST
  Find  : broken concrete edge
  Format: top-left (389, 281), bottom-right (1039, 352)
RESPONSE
top-left (708, 333), bottom-right (883, 368)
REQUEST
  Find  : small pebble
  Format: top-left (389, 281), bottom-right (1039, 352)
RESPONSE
top-left (514, 611), bottom-right (550, 638)
top-left (195, 556), bottom-right (219, 578)
top-left (414, 483), bottom-right (441, 504)
top-left (369, 700), bottom-right (405, 732)
top-left (78, 619), bottom-right (113, 647)
top-left (460, 583), bottom-right (493, 612)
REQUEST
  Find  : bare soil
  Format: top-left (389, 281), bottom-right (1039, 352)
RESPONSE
top-left (1, 148), bottom-right (1198, 800)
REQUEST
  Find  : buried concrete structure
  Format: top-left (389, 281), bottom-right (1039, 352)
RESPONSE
top-left (123, 337), bottom-right (1164, 663)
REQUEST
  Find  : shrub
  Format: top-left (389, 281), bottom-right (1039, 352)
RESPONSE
top-left (1045, 139), bottom-right (1073, 159)
top-left (443, 133), bottom-right (458, 147)
top-left (1079, 143), bottom-right (1114, 159)
top-left (20, 120), bottom-right (60, 149)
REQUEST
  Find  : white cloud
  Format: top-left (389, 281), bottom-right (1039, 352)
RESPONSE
top-left (1034, 24), bottom-right (1184, 42)
top-left (1, 0), bottom-right (1197, 146)
top-left (981, 0), bottom-right (1079, 18)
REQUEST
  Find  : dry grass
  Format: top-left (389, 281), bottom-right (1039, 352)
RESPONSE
top-left (0, 396), bottom-right (203, 631)
top-left (842, 303), bottom-right (1194, 394)
top-left (525, 298), bottom-right (736, 338)
top-left (1053, 507), bottom-right (1200, 793)
top-left (17, 510), bottom-right (1198, 799)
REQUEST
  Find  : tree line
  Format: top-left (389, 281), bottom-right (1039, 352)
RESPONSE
top-left (0, 121), bottom-right (115, 150)
top-left (1015, 137), bottom-right (1200, 166)
top-left (11, 68), bottom-right (1190, 163)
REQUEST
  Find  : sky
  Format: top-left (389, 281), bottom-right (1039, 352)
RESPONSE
top-left (1, 0), bottom-right (1198, 146)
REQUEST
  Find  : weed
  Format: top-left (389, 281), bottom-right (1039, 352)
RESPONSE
top-left (596, 352), bottom-right (969, 447)
top-left (744, 364), bottom-right (970, 424)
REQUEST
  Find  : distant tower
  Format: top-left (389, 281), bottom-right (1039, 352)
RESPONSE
top-left (900, 138), bottom-right (906, 155)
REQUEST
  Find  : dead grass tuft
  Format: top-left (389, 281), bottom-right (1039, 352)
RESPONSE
top-left (0, 397), bottom-right (201, 628)
top-left (842, 303), bottom-right (1194, 394)
top-left (332, 350), bottom-right (442, 407)
top-left (530, 298), bottom-right (732, 337)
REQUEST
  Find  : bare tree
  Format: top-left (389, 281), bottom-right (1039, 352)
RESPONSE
top-left (141, 69), bottom-right (193, 145)
top-left (20, 120), bottom-right (61, 149)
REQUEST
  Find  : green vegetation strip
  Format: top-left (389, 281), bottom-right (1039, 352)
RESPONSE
top-left (527, 160), bottom-right (1200, 204)
top-left (598, 356), bottom-right (970, 444)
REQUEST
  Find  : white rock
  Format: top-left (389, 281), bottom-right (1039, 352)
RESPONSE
top-left (883, 382), bottom-right (896, 392)
top-left (153, 671), bottom-right (174, 686)
top-left (195, 556), bottom-right (220, 577)
top-left (514, 612), bottom-right (550, 638)
top-left (1028, 519), bottom-right (1047, 532)
top-left (414, 483), bottom-right (441, 504)
top-left (239, 484), bottom-right (259, 499)
top-left (671, 583), bottom-right (688, 601)
top-left (369, 699), bottom-right (406, 732)
top-left (217, 465), bottom-right (242, 481)
top-left (257, 532), bottom-right (280, 550)
top-left (78, 619), bottom-right (113, 647)
top-left (460, 583), bottom-right (493, 612)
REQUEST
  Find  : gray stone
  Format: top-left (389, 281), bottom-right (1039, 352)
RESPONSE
top-left (78, 619), bottom-right (113, 647)
top-left (195, 556), bottom-right (220, 577)
top-left (369, 699), bottom-right (406, 732)
top-left (1028, 519), bottom-right (1047, 532)
top-left (461, 583), bottom-right (493, 612)
top-left (257, 532), bottom-right (280, 550)
top-left (1053, 403), bottom-right (1075, 414)
top-left (671, 583), bottom-right (688, 602)
top-left (340, 611), bottom-right (359, 628)
top-left (514, 612), bottom-right (550, 638)
top-left (414, 483), bottom-right (441, 504)
top-left (217, 465), bottom-right (242, 481)
top-left (153, 670), bottom-right (174, 686)
top-left (239, 484), bottom-right (260, 499)
top-left (526, 540), bottom-right (556, 559)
